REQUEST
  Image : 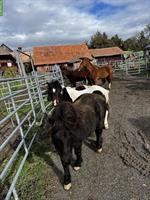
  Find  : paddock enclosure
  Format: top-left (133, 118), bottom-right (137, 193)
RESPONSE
top-left (112, 58), bottom-right (150, 79)
top-left (0, 52), bottom-right (150, 199)
top-left (0, 50), bottom-right (64, 199)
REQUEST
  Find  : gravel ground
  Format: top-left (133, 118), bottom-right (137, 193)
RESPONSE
top-left (39, 79), bottom-right (150, 200)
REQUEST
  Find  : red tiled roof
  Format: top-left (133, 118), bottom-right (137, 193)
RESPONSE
top-left (89, 47), bottom-right (124, 57)
top-left (33, 44), bottom-right (92, 65)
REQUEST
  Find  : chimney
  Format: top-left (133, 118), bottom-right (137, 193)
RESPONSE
top-left (18, 47), bottom-right (22, 51)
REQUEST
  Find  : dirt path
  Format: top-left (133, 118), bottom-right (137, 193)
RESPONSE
top-left (38, 79), bottom-right (150, 200)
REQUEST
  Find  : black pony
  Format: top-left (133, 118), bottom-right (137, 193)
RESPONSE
top-left (48, 93), bottom-right (107, 190)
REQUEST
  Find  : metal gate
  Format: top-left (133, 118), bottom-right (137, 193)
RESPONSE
top-left (113, 59), bottom-right (149, 79)
top-left (0, 50), bottom-right (64, 199)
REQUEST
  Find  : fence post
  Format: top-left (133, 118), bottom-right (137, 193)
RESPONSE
top-left (125, 61), bottom-right (128, 79)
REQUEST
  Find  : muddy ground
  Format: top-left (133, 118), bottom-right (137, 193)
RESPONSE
top-left (39, 78), bottom-right (150, 200)
top-left (2, 78), bottom-right (149, 200)
top-left (36, 80), bottom-right (150, 200)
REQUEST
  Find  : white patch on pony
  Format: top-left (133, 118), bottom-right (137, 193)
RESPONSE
top-left (52, 88), bottom-right (56, 93)
top-left (53, 99), bottom-right (57, 106)
top-left (64, 183), bottom-right (72, 191)
top-left (66, 85), bottom-right (109, 103)
top-left (97, 148), bottom-right (102, 153)
top-left (74, 166), bottom-right (80, 171)
top-left (104, 110), bottom-right (109, 129)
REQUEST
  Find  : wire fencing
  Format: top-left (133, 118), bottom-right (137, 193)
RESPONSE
top-left (0, 50), bottom-right (64, 200)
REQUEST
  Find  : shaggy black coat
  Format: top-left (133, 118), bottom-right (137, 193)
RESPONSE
top-left (49, 93), bottom-right (107, 190)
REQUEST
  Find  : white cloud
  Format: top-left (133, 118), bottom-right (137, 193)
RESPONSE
top-left (0, 0), bottom-right (149, 48)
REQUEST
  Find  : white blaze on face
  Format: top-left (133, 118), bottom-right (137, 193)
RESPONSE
top-left (52, 88), bottom-right (56, 93)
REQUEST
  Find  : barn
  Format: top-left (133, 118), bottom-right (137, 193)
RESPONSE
top-left (32, 43), bottom-right (92, 73)
top-left (89, 46), bottom-right (124, 65)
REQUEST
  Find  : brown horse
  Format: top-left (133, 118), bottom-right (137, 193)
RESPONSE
top-left (78, 58), bottom-right (113, 89)
top-left (62, 66), bottom-right (94, 86)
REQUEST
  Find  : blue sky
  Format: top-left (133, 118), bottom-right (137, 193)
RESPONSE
top-left (0, 0), bottom-right (150, 49)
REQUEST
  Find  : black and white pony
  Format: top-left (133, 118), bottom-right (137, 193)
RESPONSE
top-left (47, 80), bottom-right (110, 129)
top-left (48, 93), bottom-right (107, 190)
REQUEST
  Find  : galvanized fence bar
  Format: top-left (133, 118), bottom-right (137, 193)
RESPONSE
top-left (0, 50), bottom-right (64, 200)
top-left (113, 58), bottom-right (148, 79)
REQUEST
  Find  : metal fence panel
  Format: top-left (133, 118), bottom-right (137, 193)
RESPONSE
top-left (0, 50), bottom-right (64, 200)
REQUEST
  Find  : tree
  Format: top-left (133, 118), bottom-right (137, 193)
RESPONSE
top-left (144, 23), bottom-right (150, 40)
top-left (88, 23), bottom-right (150, 51)
top-left (110, 34), bottom-right (124, 49)
top-left (124, 37), bottom-right (139, 51)
top-left (88, 31), bottom-right (113, 48)
top-left (136, 31), bottom-right (149, 50)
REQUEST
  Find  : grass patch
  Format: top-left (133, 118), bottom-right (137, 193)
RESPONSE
top-left (16, 143), bottom-right (57, 200)
top-left (0, 123), bottom-right (58, 200)
top-left (3, 66), bottom-right (18, 78)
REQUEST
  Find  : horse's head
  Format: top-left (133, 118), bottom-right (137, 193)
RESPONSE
top-left (47, 80), bottom-right (62, 106)
top-left (78, 57), bottom-right (92, 71)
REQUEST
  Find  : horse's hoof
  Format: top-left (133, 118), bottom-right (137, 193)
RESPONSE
top-left (104, 123), bottom-right (109, 129)
top-left (64, 183), bottom-right (72, 191)
top-left (97, 148), bottom-right (102, 153)
top-left (74, 166), bottom-right (80, 171)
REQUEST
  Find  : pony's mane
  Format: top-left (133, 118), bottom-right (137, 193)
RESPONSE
top-left (51, 102), bottom-right (79, 130)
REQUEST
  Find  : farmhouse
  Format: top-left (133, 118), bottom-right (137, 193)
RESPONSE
top-left (33, 43), bottom-right (92, 72)
top-left (0, 44), bottom-right (16, 68)
top-left (89, 46), bottom-right (124, 65)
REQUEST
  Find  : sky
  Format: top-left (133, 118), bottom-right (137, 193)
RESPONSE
top-left (0, 0), bottom-right (150, 49)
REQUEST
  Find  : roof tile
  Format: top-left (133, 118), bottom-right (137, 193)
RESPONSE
top-left (89, 47), bottom-right (124, 57)
top-left (33, 44), bottom-right (92, 65)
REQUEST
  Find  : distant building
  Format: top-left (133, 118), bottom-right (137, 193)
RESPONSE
top-left (0, 44), bottom-right (16, 68)
top-left (89, 46), bottom-right (124, 65)
top-left (32, 43), bottom-right (92, 73)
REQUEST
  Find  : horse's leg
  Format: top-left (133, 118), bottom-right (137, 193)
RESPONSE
top-left (95, 128), bottom-right (103, 153)
top-left (61, 158), bottom-right (72, 190)
top-left (94, 78), bottom-right (99, 85)
top-left (74, 142), bottom-right (83, 171)
top-left (102, 78), bottom-right (106, 85)
top-left (106, 76), bottom-right (112, 89)
top-left (104, 103), bottom-right (109, 129)
top-left (87, 77), bottom-right (95, 85)
top-left (85, 78), bottom-right (88, 85)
